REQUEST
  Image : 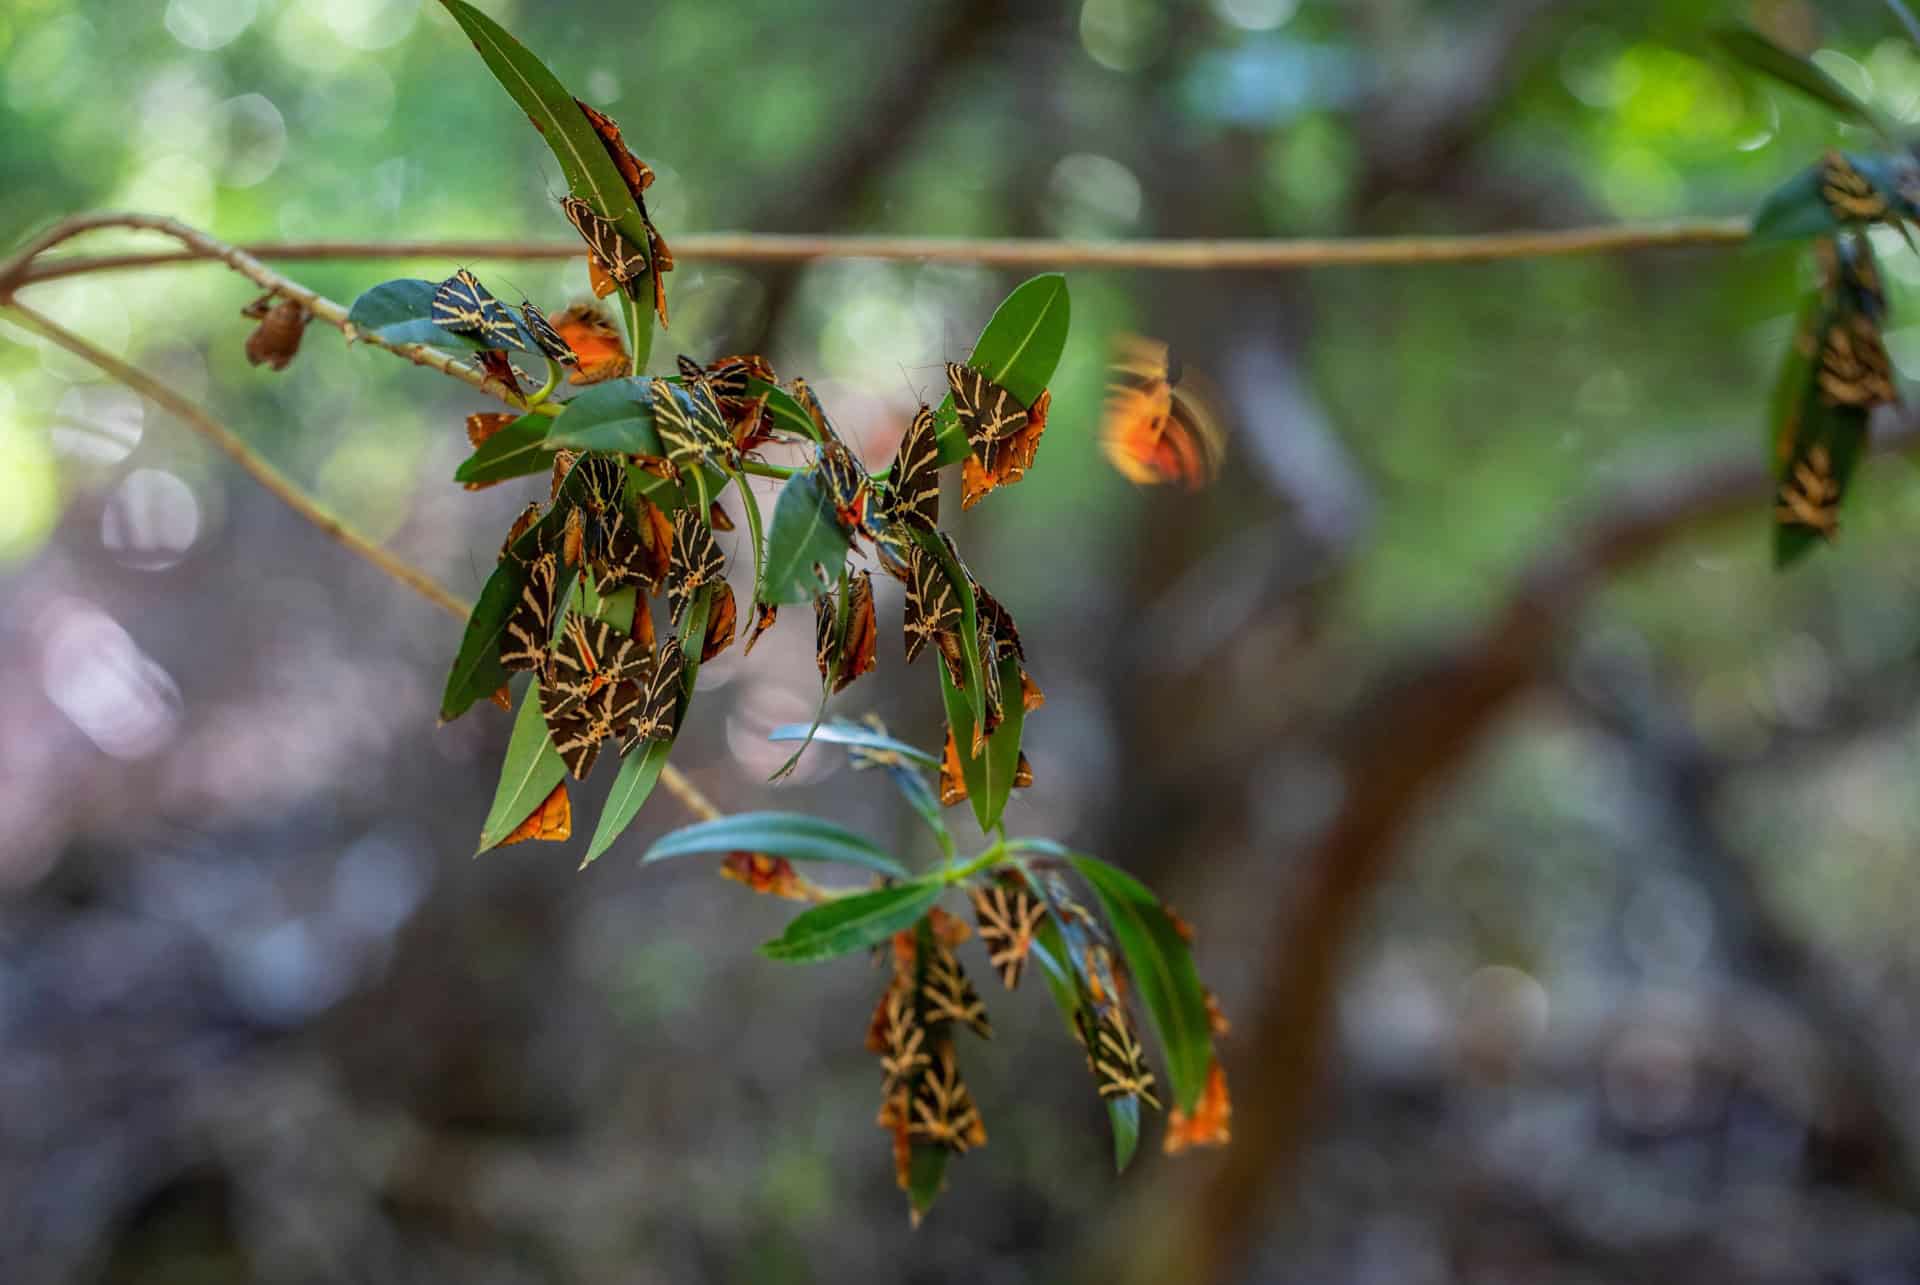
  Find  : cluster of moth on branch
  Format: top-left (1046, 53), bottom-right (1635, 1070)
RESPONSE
top-left (326, 0), bottom-right (1235, 1217)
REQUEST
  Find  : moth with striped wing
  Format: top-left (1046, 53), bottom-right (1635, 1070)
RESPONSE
top-left (946, 361), bottom-right (1051, 508)
top-left (540, 615), bottom-right (651, 779)
top-left (550, 303), bottom-right (632, 385)
top-left (946, 361), bottom-right (1030, 450)
top-left (667, 507), bottom-right (727, 628)
top-left (970, 882), bottom-right (1046, 990)
top-left (1820, 151), bottom-right (1892, 223)
top-left (1081, 1003), bottom-right (1162, 1111)
top-left (431, 269), bottom-right (526, 350)
top-left (908, 1038), bottom-right (987, 1153)
top-left (655, 358), bottom-right (735, 470)
top-left (922, 943), bottom-right (992, 1038)
top-left (560, 196), bottom-right (650, 303)
top-left (499, 541), bottom-right (568, 677)
top-left (573, 98), bottom-right (674, 326)
top-left (883, 404), bottom-right (941, 532)
top-left (620, 635), bottom-right (685, 750)
top-left (902, 540), bottom-right (961, 679)
top-left (1101, 333), bottom-right (1226, 492)
top-left (564, 455), bottom-right (655, 592)
top-left (517, 299), bottom-right (577, 366)
top-left (878, 983), bottom-right (932, 1093)
top-left (814, 569), bottom-right (878, 695)
top-left (790, 377), bottom-right (874, 537)
top-left (1775, 444), bottom-right (1842, 540)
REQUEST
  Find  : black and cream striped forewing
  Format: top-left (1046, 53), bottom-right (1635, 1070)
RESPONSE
top-left (431, 269), bottom-right (526, 350)
top-left (887, 404), bottom-right (940, 531)
top-left (560, 196), bottom-right (649, 299)
top-left (518, 300), bottom-right (577, 366)
top-left (945, 361), bottom-right (1029, 453)
top-left (667, 508), bottom-right (727, 628)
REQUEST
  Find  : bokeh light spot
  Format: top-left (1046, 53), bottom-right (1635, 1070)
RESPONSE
top-left (164, 0), bottom-right (257, 51)
top-left (100, 468), bottom-right (202, 571)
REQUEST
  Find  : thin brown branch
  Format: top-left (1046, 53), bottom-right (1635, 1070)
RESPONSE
top-left (1178, 410), bottom-right (1920, 1285)
top-left (0, 216), bottom-right (721, 829)
top-left (8, 218), bottom-right (1755, 288)
top-left (0, 212), bottom-right (538, 412)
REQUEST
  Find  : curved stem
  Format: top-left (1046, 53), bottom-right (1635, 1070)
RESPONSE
top-left (941, 839), bottom-right (1006, 885)
top-left (731, 466), bottom-right (768, 604)
top-left (737, 458), bottom-right (799, 481)
top-left (526, 357), bottom-right (563, 409)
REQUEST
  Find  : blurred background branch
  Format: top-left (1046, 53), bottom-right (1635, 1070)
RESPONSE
top-left (9, 219), bottom-right (1752, 286)
top-left (1174, 408), bottom-right (1920, 1284)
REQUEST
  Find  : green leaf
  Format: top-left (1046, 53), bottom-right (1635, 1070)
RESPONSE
top-left (938, 654), bottom-right (1026, 833)
top-left (1750, 166), bottom-right (1832, 244)
top-left (453, 415), bottom-right (554, 485)
top-left (642, 811), bottom-right (911, 879)
top-left (1768, 290), bottom-right (1823, 468)
top-left (439, 557), bottom-right (520, 722)
top-left (883, 763), bottom-right (947, 841)
top-left (906, 1145), bottom-right (948, 1222)
top-left (1105, 1093), bottom-right (1141, 1172)
top-left (932, 273), bottom-right (1072, 464)
top-left (543, 378), bottom-right (663, 454)
top-left (585, 741), bottom-right (673, 867)
top-left (748, 378), bottom-right (823, 443)
top-left (437, 0), bottom-right (655, 367)
top-left (762, 470), bottom-right (852, 604)
top-left (477, 680), bottom-right (567, 852)
top-left (348, 278), bottom-right (498, 353)
top-left (1712, 27), bottom-right (1895, 138)
top-left (760, 881), bottom-right (943, 962)
top-left (767, 720), bottom-right (941, 768)
top-left (581, 583), bottom-right (710, 864)
top-left (1067, 854), bottom-right (1214, 1114)
top-left (582, 579), bottom-right (637, 632)
top-left (768, 720), bottom-right (948, 839)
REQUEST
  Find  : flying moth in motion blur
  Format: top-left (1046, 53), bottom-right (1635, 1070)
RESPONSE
top-left (1100, 333), bottom-right (1226, 492)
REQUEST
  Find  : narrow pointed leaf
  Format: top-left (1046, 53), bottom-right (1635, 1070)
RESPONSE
top-left (747, 379), bottom-right (824, 443)
top-left (907, 1145), bottom-right (949, 1221)
top-left (454, 415), bottom-right (554, 485)
top-left (438, 0), bottom-right (654, 366)
top-left (768, 720), bottom-right (941, 768)
top-left (478, 680), bottom-right (568, 852)
top-left (938, 654), bottom-right (1026, 833)
top-left (541, 378), bottom-right (663, 454)
top-left (1713, 27), bottom-right (1894, 138)
top-left (440, 557), bottom-right (521, 722)
top-left (642, 811), bottom-right (910, 878)
top-left (762, 470), bottom-right (852, 603)
top-left (760, 881), bottom-right (943, 962)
